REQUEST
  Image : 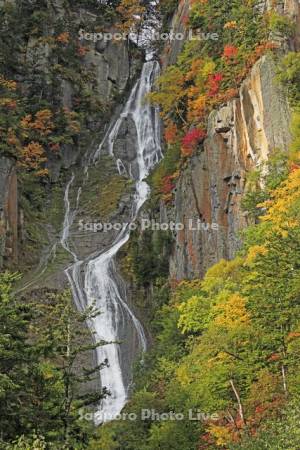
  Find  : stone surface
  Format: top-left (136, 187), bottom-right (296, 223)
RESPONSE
top-left (0, 157), bottom-right (18, 268)
top-left (161, 0), bottom-right (190, 67)
top-left (166, 55), bottom-right (291, 280)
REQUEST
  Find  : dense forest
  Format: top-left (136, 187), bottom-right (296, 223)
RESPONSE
top-left (1, 0), bottom-right (300, 449)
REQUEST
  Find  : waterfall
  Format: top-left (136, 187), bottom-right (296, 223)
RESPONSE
top-left (62, 60), bottom-right (162, 423)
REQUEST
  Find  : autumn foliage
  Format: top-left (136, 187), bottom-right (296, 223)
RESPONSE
top-left (181, 128), bottom-right (206, 157)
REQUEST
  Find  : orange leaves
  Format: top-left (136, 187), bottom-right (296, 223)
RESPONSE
top-left (21, 109), bottom-right (54, 136)
top-left (268, 353), bottom-right (281, 362)
top-left (244, 41), bottom-right (279, 74)
top-left (7, 128), bottom-right (20, 147)
top-left (56, 32), bottom-right (70, 44)
top-left (164, 121), bottom-right (178, 144)
top-left (187, 94), bottom-right (207, 123)
top-left (161, 175), bottom-right (176, 202)
top-left (289, 162), bottom-right (300, 172)
top-left (18, 142), bottom-right (47, 172)
top-left (49, 142), bottom-right (60, 152)
top-left (116, 0), bottom-right (145, 33)
top-left (287, 331), bottom-right (300, 341)
top-left (223, 44), bottom-right (239, 61)
top-left (185, 58), bottom-right (203, 82)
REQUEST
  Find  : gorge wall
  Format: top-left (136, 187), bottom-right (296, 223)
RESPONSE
top-left (165, 55), bottom-right (291, 280)
top-left (147, 0), bottom-right (300, 282)
top-left (0, 0), bottom-right (142, 273)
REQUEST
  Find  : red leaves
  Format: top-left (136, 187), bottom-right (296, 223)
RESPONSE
top-left (76, 45), bottom-right (88, 57)
top-left (207, 73), bottom-right (223, 97)
top-left (223, 44), bottom-right (239, 60)
top-left (289, 163), bottom-right (300, 173)
top-left (268, 353), bottom-right (281, 362)
top-left (49, 142), bottom-right (60, 152)
top-left (161, 175), bottom-right (175, 195)
top-left (181, 128), bottom-right (206, 157)
top-left (181, 14), bottom-right (189, 26)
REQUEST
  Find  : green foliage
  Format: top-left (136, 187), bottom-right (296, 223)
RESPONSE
top-left (0, 280), bottom-right (106, 448)
top-left (241, 149), bottom-right (289, 220)
top-left (150, 141), bottom-right (181, 196)
top-left (277, 52), bottom-right (300, 106)
top-left (93, 110), bottom-right (300, 448)
top-left (130, 229), bottom-right (173, 287)
top-left (268, 11), bottom-right (295, 36)
top-left (230, 399), bottom-right (300, 449)
top-left (5, 434), bottom-right (47, 450)
top-left (290, 108), bottom-right (300, 161)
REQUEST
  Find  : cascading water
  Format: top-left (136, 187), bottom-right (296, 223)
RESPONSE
top-left (62, 60), bottom-right (162, 423)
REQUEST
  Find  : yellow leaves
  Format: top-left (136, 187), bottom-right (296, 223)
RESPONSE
top-left (202, 257), bottom-right (243, 293)
top-left (0, 98), bottom-right (17, 109)
top-left (149, 66), bottom-right (185, 118)
top-left (258, 168), bottom-right (300, 233)
top-left (187, 94), bottom-right (207, 122)
top-left (201, 59), bottom-right (217, 80)
top-left (0, 75), bottom-right (17, 91)
top-left (245, 245), bottom-right (268, 264)
top-left (40, 362), bottom-right (55, 380)
top-left (176, 363), bottom-right (192, 386)
top-left (63, 108), bottom-right (81, 135)
top-left (212, 294), bottom-right (250, 331)
top-left (207, 424), bottom-right (233, 446)
top-left (177, 295), bottom-right (202, 333)
top-left (185, 57), bottom-right (216, 91)
top-left (224, 21), bottom-right (238, 30)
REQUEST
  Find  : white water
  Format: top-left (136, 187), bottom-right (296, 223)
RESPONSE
top-left (62, 60), bottom-right (162, 423)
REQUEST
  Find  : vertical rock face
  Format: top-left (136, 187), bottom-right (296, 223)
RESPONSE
top-left (161, 0), bottom-right (190, 67)
top-left (257, 0), bottom-right (300, 49)
top-left (0, 157), bottom-right (18, 267)
top-left (284, 0), bottom-right (300, 49)
top-left (167, 55), bottom-right (291, 280)
top-left (1, 3), bottom-right (142, 269)
top-left (84, 38), bottom-right (130, 102)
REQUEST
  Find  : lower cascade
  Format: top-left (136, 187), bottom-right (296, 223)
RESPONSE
top-left (61, 60), bottom-right (162, 423)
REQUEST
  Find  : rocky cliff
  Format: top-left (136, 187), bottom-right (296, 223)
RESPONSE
top-left (165, 55), bottom-right (291, 280)
top-left (0, 0), bottom-right (142, 271)
top-left (144, 0), bottom-right (299, 282)
top-left (0, 157), bottom-right (18, 267)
